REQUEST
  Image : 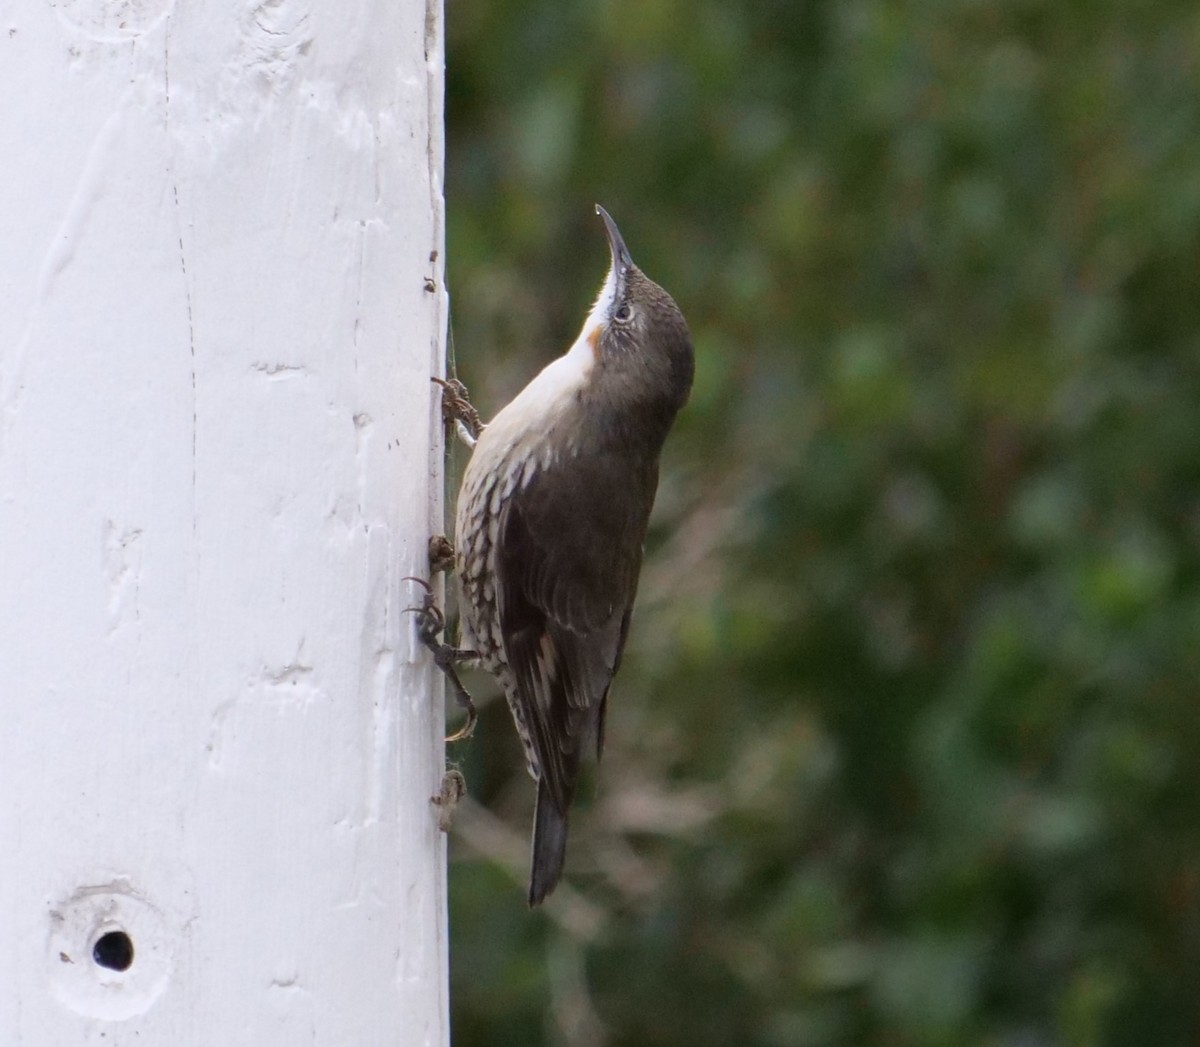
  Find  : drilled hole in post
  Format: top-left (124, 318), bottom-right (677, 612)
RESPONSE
top-left (93, 930), bottom-right (134, 972)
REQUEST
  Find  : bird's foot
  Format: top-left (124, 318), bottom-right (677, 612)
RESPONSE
top-left (404, 576), bottom-right (478, 742)
top-left (428, 534), bottom-right (456, 575)
top-left (432, 376), bottom-right (485, 449)
top-left (431, 767), bottom-right (467, 832)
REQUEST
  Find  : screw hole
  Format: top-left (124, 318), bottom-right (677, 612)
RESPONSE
top-left (93, 930), bottom-right (134, 972)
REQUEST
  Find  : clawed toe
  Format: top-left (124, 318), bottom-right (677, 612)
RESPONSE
top-left (432, 376), bottom-right (485, 448)
top-left (405, 576), bottom-right (478, 742)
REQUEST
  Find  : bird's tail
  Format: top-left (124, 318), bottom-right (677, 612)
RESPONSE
top-left (528, 780), bottom-right (569, 906)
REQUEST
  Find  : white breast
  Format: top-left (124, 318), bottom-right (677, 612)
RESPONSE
top-left (454, 262), bottom-right (617, 653)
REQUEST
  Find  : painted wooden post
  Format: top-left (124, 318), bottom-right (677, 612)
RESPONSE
top-left (0, 1), bottom-right (449, 1043)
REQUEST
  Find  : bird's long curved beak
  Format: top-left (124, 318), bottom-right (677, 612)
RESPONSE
top-left (596, 204), bottom-right (635, 274)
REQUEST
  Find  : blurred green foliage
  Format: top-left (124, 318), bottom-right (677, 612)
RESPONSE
top-left (442, 1), bottom-right (1200, 1044)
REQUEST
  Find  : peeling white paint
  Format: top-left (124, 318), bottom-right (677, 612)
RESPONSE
top-left (0, 2), bottom-right (449, 1044)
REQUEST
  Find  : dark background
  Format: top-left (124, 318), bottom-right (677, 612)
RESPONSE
top-left (440, 2), bottom-right (1200, 1044)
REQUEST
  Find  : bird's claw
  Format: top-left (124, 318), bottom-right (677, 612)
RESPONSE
top-left (444, 709), bottom-right (477, 744)
top-left (404, 576), bottom-right (479, 742)
top-left (431, 768), bottom-right (467, 832)
top-left (432, 376), bottom-right (485, 448)
top-left (428, 534), bottom-right (456, 575)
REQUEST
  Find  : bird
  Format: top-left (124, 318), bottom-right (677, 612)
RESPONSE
top-left (447, 205), bottom-right (694, 905)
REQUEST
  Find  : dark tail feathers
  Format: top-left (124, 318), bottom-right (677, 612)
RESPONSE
top-left (528, 780), bottom-right (569, 906)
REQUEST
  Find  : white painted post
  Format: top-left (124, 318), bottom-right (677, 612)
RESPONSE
top-left (0, 1), bottom-right (449, 1044)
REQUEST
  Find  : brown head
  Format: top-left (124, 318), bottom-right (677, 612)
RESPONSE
top-left (582, 206), bottom-right (695, 450)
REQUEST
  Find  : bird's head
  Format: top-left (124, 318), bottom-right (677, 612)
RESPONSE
top-left (581, 206), bottom-right (694, 428)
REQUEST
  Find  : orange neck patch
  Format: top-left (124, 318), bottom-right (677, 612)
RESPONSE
top-left (587, 323), bottom-right (605, 359)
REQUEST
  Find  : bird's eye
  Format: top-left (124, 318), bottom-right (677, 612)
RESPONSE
top-left (614, 304), bottom-right (633, 323)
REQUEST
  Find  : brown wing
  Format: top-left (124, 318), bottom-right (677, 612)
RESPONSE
top-left (495, 449), bottom-right (655, 813)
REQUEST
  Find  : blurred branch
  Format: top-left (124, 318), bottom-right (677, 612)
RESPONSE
top-left (546, 936), bottom-right (608, 1047)
top-left (449, 794), bottom-right (606, 941)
